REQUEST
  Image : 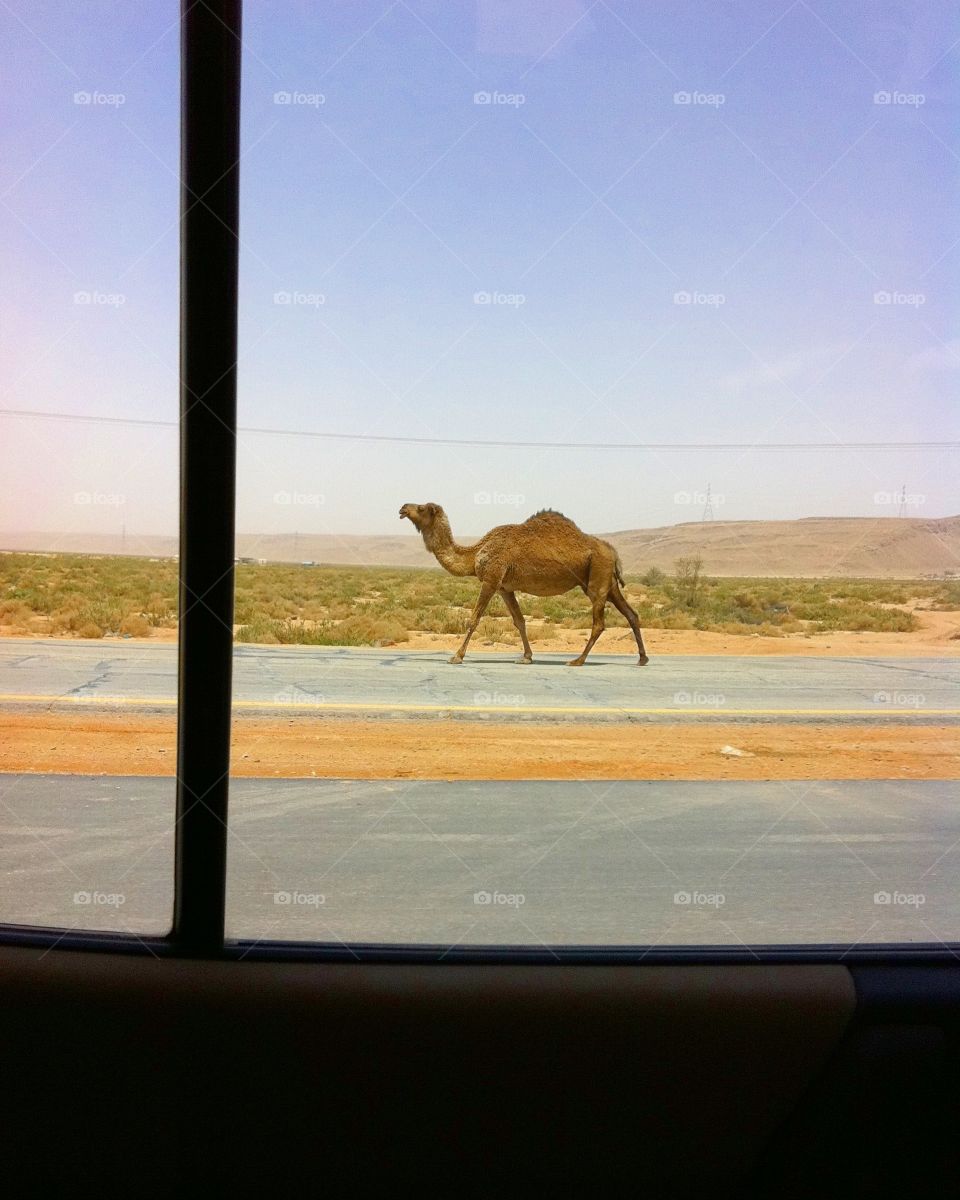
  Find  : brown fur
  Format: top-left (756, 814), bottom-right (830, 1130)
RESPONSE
top-left (399, 503), bottom-right (649, 666)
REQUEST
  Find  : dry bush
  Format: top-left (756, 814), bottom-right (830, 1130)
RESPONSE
top-left (532, 621), bottom-right (558, 641)
top-left (475, 617), bottom-right (514, 642)
top-left (236, 614), bottom-right (409, 646)
top-left (658, 612), bottom-right (695, 630)
top-left (325, 615), bottom-right (410, 645)
top-left (0, 600), bottom-right (32, 625)
top-left (408, 606), bottom-right (470, 635)
top-left (120, 614), bottom-right (152, 638)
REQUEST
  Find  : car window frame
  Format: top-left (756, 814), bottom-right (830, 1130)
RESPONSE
top-left (0, 0), bottom-right (956, 966)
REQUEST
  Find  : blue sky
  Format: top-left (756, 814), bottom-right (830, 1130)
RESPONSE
top-left (1, 1), bottom-right (957, 544)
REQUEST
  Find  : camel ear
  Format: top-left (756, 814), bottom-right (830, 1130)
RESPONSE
top-left (424, 503), bottom-right (438, 517)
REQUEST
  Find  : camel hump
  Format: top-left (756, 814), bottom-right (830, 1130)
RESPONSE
top-left (525, 508), bottom-right (582, 532)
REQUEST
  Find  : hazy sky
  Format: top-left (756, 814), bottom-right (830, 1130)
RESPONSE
top-left (1, 0), bottom-right (957, 547)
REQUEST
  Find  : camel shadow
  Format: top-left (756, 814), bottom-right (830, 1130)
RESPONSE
top-left (423, 653), bottom-right (645, 669)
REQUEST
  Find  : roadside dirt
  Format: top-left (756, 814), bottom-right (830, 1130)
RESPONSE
top-left (402, 609), bottom-right (960, 658)
top-left (4, 607), bottom-right (957, 656)
top-left (1, 712), bottom-right (956, 780)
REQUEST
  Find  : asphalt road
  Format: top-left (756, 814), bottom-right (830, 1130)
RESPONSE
top-left (2, 774), bottom-right (955, 946)
top-left (0, 640), bottom-right (957, 722)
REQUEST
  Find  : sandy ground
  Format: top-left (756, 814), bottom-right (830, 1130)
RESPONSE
top-left (403, 608), bottom-right (960, 658)
top-left (4, 607), bottom-right (957, 656)
top-left (1, 712), bottom-right (956, 781)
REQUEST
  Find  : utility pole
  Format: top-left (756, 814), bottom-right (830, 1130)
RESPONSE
top-left (897, 484), bottom-right (907, 518)
top-left (701, 483), bottom-right (715, 522)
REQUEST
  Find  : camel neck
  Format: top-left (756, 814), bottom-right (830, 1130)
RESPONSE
top-left (423, 515), bottom-right (476, 577)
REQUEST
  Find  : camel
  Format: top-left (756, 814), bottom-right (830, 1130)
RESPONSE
top-left (399, 503), bottom-right (649, 667)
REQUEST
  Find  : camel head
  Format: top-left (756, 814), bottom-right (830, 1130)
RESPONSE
top-left (399, 502), bottom-right (443, 532)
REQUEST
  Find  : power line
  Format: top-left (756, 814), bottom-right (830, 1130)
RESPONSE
top-left (1, 407), bottom-right (957, 451)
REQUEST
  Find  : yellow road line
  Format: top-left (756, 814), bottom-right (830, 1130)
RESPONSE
top-left (1, 693), bottom-right (958, 717)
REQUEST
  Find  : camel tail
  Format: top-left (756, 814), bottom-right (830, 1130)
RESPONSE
top-left (615, 556), bottom-right (625, 588)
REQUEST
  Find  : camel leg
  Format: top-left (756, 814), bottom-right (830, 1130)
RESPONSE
top-left (499, 589), bottom-right (533, 663)
top-left (449, 581), bottom-right (497, 664)
top-left (609, 580), bottom-right (649, 665)
top-left (568, 593), bottom-right (607, 666)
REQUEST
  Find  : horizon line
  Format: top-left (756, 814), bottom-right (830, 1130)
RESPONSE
top-left (2, 510), bottom-right (959, 549)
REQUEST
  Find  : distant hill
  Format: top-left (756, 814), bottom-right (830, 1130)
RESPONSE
top-left (2, 515), bottom-right (959, 578)
top-left (0, 532), bottom-right (180, 558)
top-left (606, 516), bottom-right (960, 578)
